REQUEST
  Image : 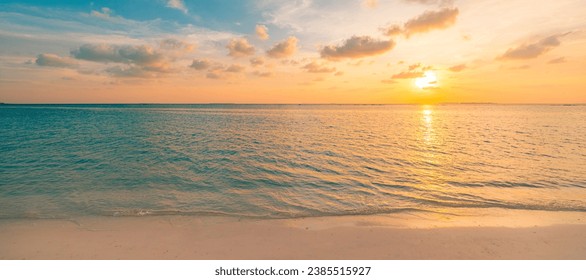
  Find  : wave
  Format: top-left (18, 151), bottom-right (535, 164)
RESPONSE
top-left (1, 105), bottom-right (585, 220)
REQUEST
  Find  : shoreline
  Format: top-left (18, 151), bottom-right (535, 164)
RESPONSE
top-left (1, 209), bottom-right (586, 260)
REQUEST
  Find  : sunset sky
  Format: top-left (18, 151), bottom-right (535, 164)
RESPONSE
top-left (1, 0), bottom-right (585, 104)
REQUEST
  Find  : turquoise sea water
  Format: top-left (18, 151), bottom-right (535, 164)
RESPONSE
top-left (1, 104), bottom-right (585, 219)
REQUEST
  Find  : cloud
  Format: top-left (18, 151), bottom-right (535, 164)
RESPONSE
top-left (35, 53), bottom-right (78, 68)
top-left (91, 7), bottom-right (113, 19)
top-left (408, 63), bottom-right (422, 70)
top-left (190, 59), bottom-right (213, 70)
top-left (381, 79), bottom-right (398, 84)
top-left (255, 24), bottom-right (269, 40)
top-left (252, 70), bottom-right (273, 77)
top-left (401, 7), bottom-right (459, 37)
top-left (382, 8), bottom-right (459, 37)
top-left (250, 57), bottom-right (265, 67)
top-left (404, 0), bottom-right (436, 3)
top-left (226, 64), bottom-right (245, 73)
top-left (72, 44), bottom-right (161, 64)
top-left (166, 0), bottom-right (188, 13)
top-left (448, 64), bottom-right (466, 72)
top-left (347, 60), bottom-right (374, 67)
top-left (498, 34), bottom-right (567, 60)
top-left (204, 65), bottom-right (228, 79)
top-left (206, 72), bottom-right (222, 79)
top-left (71, 43), bottom-right (171, 74)
top-left (105, 66), bottom-right (154, 78)
top-left (281, 59), bottom-right (300, 65)
top-left (71, 44), bottom-right (124, 62)
top-left (159, 38), bottom-right (195, 53)
top-left (508, 65), bottom-right (530, 70)
top-left (383, 25), bottom-right (403, 36)
top-left (403, 0), bottom-right (455, 6)
top-left (363, 0), bottom-right (378, 9)
top-left (391, 71), bottom-right (424, 79)
top-left (266, 36), bottom-right (298, 58)
top-left (302, 61), bottom-right (336, 73)
top-left (389, 63), bottom-right (431, 79)
top-left (320, 36), bottom-right (395, 60)
top-left (403, 0), bottom-right (439, 4)
top-left (548, 57), bottom-right (567, 64)
top-left (226, 38), bottom-right (255, 57)
top-left (197, 63), bottom-right (247, 79)
top-left (259, 0), bottom-right (312, 32)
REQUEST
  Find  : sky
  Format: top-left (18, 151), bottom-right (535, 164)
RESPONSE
top-left (0, 0), bottom-right (585, 104)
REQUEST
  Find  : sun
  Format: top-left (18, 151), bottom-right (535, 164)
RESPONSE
top-left (415, 71), bottom-right (438, 89)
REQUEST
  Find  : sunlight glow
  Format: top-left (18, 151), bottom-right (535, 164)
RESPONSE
top-left (415, 71), bottom-right (438, 89)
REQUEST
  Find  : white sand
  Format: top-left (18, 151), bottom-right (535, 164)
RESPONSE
top-left (1, 210), bottom-right (586, 259)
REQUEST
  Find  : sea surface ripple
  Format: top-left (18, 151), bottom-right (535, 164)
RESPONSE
top-left (1, 104), bottom-right (585, 219)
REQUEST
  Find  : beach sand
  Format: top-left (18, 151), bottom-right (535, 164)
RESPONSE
top-left (1, 209), bottom-right (586, 260)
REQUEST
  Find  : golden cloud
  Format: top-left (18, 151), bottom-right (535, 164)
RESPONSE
top-left (320, 36), bottom-right (395, 60)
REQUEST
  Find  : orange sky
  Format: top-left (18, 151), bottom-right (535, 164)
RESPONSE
top-left (1, 0), bottom-right (585, 104)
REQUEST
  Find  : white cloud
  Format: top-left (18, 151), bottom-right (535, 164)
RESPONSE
top-left (90, 7), bottom-right (113, 19)
top-left (166, 0), bottom-right (188, 13)
top-left (258, 0), bottom-right (313, 32)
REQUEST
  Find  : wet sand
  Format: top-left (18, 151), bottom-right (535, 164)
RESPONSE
top-left (1, 210), bottom-right (586, 259)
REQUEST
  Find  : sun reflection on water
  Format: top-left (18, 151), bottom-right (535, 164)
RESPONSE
top-left (416, 105), bottom-right (447, 193)
top-left (421, 106), bottom-right (434, 145)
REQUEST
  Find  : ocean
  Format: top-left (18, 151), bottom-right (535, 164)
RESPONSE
top-left (1, 104), bottom-right (585, 219)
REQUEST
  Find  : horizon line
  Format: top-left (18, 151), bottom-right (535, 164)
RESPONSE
top-left (1, 102), bottom-right (585, 106)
